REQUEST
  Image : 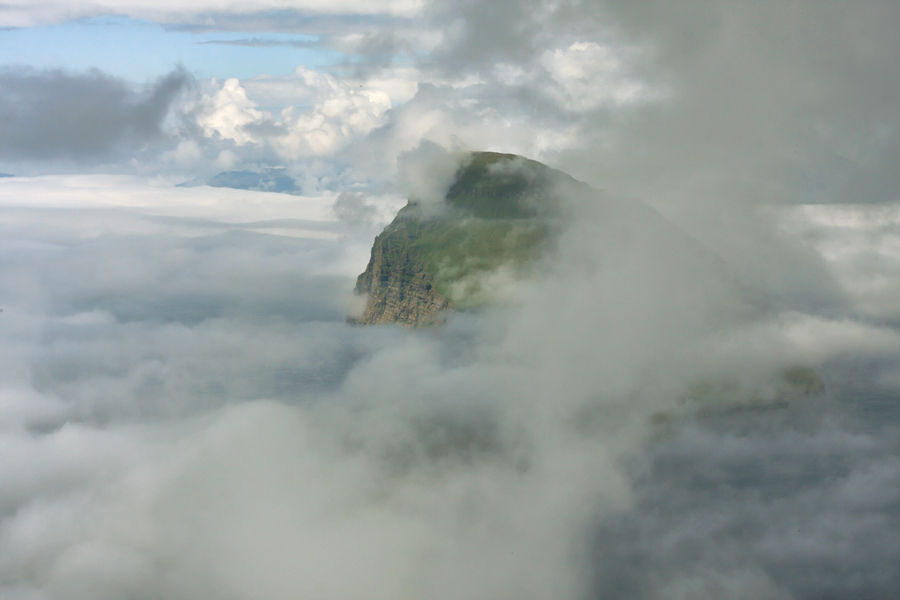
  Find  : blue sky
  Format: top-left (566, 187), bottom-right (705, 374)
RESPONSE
top-left (0, 16), bottom-right (339, 81)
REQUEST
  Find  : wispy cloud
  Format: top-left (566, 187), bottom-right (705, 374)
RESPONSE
top-left (198, 37), bottom-right (318, 48)
top-left (0, 0), bottom-right (425, 28)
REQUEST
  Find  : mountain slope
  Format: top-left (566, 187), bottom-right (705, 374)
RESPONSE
top-left (351, 152), bottom-right (578, 325)
top-left (351, 151), bottom-right (757, 327)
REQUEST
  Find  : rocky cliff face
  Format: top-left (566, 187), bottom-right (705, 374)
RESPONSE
top-left (351, 211), bottom-right (453, 326)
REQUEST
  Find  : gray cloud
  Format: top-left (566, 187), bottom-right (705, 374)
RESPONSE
top-left (561, 0), bottom-right (900, 206)
top-left (588, 401), bottom-right (900, 600)
top-left (4, 167), bottom-right (900, 598)
top-left (393, 140), bottom-right (461, 209)
top-left (332, 191), bottom-right (380, 223)
top-left (339, 0), bottom-right (892, 320)
top-left (0, 68), bottom-right (191, 161)
top-left (366, 0), bottom-right (900, 209)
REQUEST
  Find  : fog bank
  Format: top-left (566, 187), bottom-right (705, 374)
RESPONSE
top-left (1, 176), bottom-right (899, 599)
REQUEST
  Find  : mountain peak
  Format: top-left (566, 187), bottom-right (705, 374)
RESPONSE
top-left (351, 151), bottom-right (565, 326)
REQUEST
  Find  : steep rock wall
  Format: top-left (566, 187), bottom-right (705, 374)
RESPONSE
top-left (351, 216), bottom-right (452, 326)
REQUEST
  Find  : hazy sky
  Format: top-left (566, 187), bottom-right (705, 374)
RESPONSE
top-left (2, 2), bottom-right (900, 600)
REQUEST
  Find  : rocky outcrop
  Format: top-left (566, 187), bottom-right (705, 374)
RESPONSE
top-left (350, 151), bottom-right (567, 326)
top-left (351, 212), bottom-right (452, 326)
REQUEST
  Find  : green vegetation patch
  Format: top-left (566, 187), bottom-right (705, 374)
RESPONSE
top-left (779, 366), bottom-right (826, 394)
top-left (410, 218), bottom-right (547, 306)
top-left (445, 152), bottom-right (554, 220)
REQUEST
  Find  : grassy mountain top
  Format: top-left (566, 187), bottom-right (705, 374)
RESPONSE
top-left (442, 151), bottom-right (588, 220)
top-left (390, 151), bottom-right (575, 306)
top-left (354, 151), bottom-right (573, 321)
top-left (411, 218), bottom-right (547, 307)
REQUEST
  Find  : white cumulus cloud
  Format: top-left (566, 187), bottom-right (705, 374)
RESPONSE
top-left (195, 78), bottom-right (267, 147)
top-left (189, 69), bottom-right (392, 164)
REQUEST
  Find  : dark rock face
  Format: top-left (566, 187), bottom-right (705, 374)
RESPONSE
top-left (351, 213), bottom-right (452, 326)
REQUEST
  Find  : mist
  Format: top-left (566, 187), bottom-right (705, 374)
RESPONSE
top-left (3, 166), bottom-right (900, 600)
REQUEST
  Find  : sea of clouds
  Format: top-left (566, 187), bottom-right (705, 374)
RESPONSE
top-left (1, 172), bottom-right (899, 600)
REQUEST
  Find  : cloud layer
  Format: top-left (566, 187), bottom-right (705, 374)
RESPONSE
top-left (2, 175), bottom-right (900, 599)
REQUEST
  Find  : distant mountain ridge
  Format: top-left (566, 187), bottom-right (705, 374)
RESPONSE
top-left (178, 168), bottom-right (299, 194)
